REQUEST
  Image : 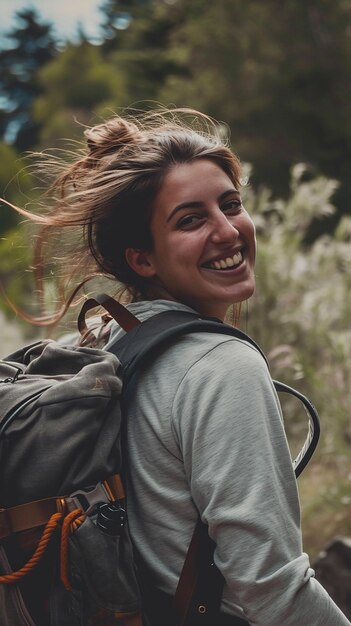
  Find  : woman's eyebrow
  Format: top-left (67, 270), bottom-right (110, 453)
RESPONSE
top-left (166, 189), bottom-right (239, 223)
top-left (166, 201), bottom-right (203, 222)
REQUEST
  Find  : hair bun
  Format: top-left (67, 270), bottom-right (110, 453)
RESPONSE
top-left (84, 118), bottom-right (140, 158)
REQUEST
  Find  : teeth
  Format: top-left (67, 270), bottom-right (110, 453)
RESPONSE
top-left (208, 251), bottom-right (242, 270)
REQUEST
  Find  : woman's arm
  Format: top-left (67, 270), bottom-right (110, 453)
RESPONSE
top-left (172, 337), bottom-right (350, 626)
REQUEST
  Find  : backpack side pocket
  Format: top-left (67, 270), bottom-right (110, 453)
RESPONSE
top-left (68, 516), bottom-right (141, 623)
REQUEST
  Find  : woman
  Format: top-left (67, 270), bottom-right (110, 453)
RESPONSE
top-left (6, 109), bottom-right (350, 625)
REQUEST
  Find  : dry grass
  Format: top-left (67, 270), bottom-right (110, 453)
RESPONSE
top-left (299, 459), bottom-right (351, 560)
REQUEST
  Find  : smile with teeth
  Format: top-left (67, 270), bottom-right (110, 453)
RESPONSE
top-left (205, 251), bottom-right (243, 270)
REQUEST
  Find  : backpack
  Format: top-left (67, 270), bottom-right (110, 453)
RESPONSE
top-left (0, 294), bottom-right (320, 626)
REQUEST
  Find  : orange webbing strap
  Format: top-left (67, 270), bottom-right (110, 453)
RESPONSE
top-left (0, 512), bottom-right (63, 584)
top-left (60, 508), bottom-right (85, 591)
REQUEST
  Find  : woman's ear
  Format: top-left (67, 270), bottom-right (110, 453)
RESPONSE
top-left (125, 247), bottom-right (156, 278)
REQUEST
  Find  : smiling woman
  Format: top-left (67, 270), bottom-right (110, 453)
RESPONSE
top-left (3, 107), bottom-right (350, 626)
top-left (125, 159), bottom-right (256, 319)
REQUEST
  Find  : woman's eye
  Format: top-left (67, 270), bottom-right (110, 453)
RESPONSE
top-left (177, 214), bottom-right (202, 229)
top-left (222, 200), bottom-right (242, 214)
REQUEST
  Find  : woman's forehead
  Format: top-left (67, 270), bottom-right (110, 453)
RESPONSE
top-left (155, 160), bottom-right (236, 207)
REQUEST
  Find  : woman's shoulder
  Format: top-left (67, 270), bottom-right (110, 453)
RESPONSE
top-left (107, 298), bottom-right (270, 388)
top-left (176, 329), bottom-right (269, 382)
top-left (144, 322), bottom-right (270, 396)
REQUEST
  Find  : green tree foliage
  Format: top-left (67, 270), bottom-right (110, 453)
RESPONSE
top-left (158, 0), bottom-right (351, 225)
top-left (0, 8), bottom-right (57, 150)
top-left (0, 143), bottom-right (34, 235)
top-left (31, 2), bottom-right (184, 144)
top-left (33, 42), bottom-right (129, 146)
top-left (100, 0), bottom-right (149, 45)
top-left (99, 0), bottom-right (183, 102)
top-left (4, 0), bottom-right (349, 232)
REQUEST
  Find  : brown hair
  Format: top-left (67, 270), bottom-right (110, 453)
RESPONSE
top-left (4, 107), bottom-right (242, 323)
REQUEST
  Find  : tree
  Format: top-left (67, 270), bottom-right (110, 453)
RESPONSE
top-left (158, 0), bottom-right (351, 229)
top-left (0, 8), bottom-right (57, 150)
top-left (33, 41), bottom-right (129, 147)
top-left (100, 0), bottom-right (185, 103)
top-left (99, 0), bottom-right (150, 48)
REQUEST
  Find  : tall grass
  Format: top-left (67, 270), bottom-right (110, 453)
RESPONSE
top-left (243, 164), bottom-right (351, 556)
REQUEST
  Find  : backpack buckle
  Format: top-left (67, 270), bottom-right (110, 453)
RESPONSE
top-left (69, 482), bottom-right (111, 515)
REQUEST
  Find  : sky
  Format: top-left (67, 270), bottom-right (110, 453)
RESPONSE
top-left (1, 0), bottom-right (104, 45)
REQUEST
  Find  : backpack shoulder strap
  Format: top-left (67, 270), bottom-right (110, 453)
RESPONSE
top-left (78, 297), bottom-right (320, 479)
top-left (108, 309), bottom-right (268, 384)
top-left (78, 293), bottom-right (140, 334)
top-left (78, 294), bottom-right (266, 370)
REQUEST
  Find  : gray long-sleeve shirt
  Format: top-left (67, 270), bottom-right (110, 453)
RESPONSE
top-left (106, 299), bottom-right (350, 625)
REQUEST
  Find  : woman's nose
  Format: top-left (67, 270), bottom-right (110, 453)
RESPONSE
top-left (210, 211), bottom-right (239, 244)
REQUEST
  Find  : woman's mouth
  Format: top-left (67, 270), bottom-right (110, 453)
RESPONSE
top-left (203, 250), bottom-right (243, 270)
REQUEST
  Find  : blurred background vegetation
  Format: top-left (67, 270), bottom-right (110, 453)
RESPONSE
top-left (0, 0), bottom-right (350, 559)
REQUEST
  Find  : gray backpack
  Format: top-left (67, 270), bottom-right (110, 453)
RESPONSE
top-left (0, 295), bottom-right (320, 626)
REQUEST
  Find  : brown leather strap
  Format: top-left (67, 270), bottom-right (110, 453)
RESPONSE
top-left (103, 474), bottom-right (125, 500)
top-left (115, 612), bottom-right (143, 626)
top-left (174, 517), bottom-right (203, 623)
top-left (78, 293), bottom-right (140, 335)
top-left (174, 518), bottom-right (224, 625)
top-left (0, 497), bottom-right (65, 539)
top-left (0, 474), bottom-right (125, 540)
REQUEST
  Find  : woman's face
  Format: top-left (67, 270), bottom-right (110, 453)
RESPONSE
top-left (130, 159), bottom-right (256, 320)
